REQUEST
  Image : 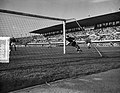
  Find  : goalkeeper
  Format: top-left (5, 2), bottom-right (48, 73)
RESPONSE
top-left (66, 35), bottom-right (82, 52)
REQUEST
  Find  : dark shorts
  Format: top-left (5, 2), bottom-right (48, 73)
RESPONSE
top-left (71, 41), bottom-right (77, 46)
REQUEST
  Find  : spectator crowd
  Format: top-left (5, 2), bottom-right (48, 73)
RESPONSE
top-left (16, 26), bottom-right (120, 47)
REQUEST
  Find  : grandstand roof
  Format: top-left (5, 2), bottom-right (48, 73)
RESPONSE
top-left (30, 11), bottom-right (120, 35)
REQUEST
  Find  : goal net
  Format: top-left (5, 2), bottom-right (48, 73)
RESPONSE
top-left (0, 9), bottom-right (66, 63)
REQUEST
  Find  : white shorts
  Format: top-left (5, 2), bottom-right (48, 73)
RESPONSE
top-left (11, 42), bottom-right (16, 46)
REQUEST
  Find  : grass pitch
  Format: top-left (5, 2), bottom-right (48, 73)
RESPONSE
top-left (0, 46), bottom-right (120, 93)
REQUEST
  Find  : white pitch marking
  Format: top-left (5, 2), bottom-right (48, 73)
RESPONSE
top-left (93, 78), bottom-right (102, 81)
top-left (79, 78), bottom-right (91, 82)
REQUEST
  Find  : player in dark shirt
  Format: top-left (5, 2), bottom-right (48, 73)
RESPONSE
top-left (10, 37), bottom-right (16, 51)
top-left (66, 35), bottom-right (82, 52)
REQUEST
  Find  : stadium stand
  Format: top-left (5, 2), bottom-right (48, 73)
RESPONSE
top-left (29, 11), bottom-right (120, 47)
top-left (30, 11), bottom-right (120, 35)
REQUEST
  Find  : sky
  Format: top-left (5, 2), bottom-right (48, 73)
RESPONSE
top-left (0, 0), bottom-right (120, 37)
top-left (0, 0), bottom-right (120, 19)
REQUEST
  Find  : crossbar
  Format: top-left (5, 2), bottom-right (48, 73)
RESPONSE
top-left (0, 9), bottom-right (66, 21)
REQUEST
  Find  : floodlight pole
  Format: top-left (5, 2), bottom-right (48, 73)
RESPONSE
top-left (63, 20), bottom-right (66, 54)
